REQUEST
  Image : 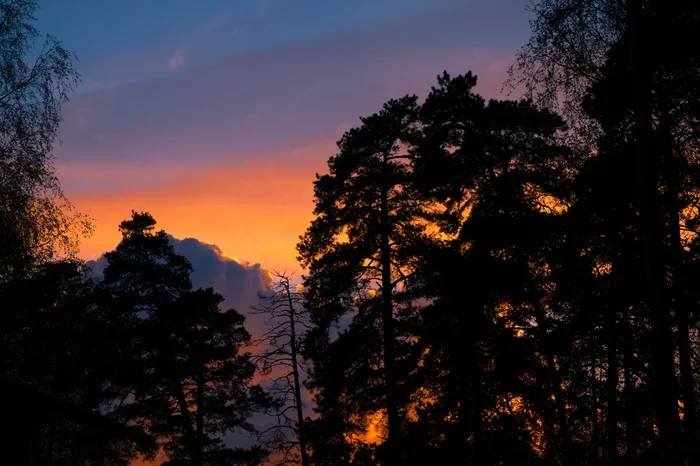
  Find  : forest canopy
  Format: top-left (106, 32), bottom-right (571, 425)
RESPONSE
top-left (3, 0), bottom-right (700, 465)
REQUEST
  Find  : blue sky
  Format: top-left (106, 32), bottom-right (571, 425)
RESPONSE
top-left (37, 0), bottom-right (528, 93)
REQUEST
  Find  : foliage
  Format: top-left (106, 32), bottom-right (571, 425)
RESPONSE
top-left (0, 0), bottom-right (90, 280)
top-left (101, 212), bottom-right (273, 466)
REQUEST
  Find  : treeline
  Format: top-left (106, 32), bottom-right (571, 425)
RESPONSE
top-left (297, 0), bottom-right (700, 465)
top-left (3, 0), bottom-right (700, 465)
top-left (3, 212), bottom-right (274, 464)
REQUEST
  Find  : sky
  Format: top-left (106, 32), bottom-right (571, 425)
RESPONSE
top-left (37, 0), bottom-right (532, 272)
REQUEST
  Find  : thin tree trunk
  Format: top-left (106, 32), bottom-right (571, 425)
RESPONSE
top-left (677, 299), bottom-right (697, 458)
top-left (285, 281), bottom-right (309, 466)
top-left (196, 369), bottom-right (205, 466)
top-left (465, 325), bottom-right (483, 463)
top-left (174, 382), bottom-right (202, 466)
top-left (627, 0), bottom-right (681, 452)
top-left (44, 349), bottom-right (64, 466)
top-left (534, 305), bottom-right (572, 464)
top-left (546, 351), bottom-right (573, 465)
top-left (660, 100), bottom-right (698, 462)
top-left (591, 351), bottom-right (600, 461)
top-left (380, 152), bottom-right (400, 465)
top-left (44, 419), bottom-right (56, 466)
top-left (606, 309), bottom-right (619, 462)
top-left (623, 307), bottom-right (638, 461)
top-left (457, 255), bottom-right (484, 463)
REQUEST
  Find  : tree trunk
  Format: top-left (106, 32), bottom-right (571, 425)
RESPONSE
top-left (44, 349), bottom-right (65, 466)
top-left (627, 0), bottom-right (681, 453)
top-left (286, 281), bottom-right (309, 466)
top-left (546, 351), bottom-right (573, 465)
top-left (195, 369), bottom-right (205, 466)
top-left (464, 324), bottom-right (483, 463)
top-left (591, 351), bottom-right (600, 461)
top-left (606, 308), bottom-right (619, 462)
top-left (380, 152), bottom-right (400, 465)
top-left (660, 99), bottom-right (698, 462)
top-left (676, 298), bottom-right (696, 458)
top-left (44, 420), bottom-right (56, 466)
top-left (534, 305), bottom-right (572, 464)
top-left (174, 381), bottom-right (202, 466)
top-left (622, 307), bottom-right (638, 461)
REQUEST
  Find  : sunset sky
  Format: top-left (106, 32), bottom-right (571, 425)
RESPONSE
top-left (38, 0), bottom-right (531, 272)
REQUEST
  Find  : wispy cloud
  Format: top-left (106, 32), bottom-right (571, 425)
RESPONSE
top-left (168, 50), bottom-right (185, 70)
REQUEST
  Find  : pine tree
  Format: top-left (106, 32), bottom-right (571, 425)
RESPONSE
top-left (512, 0), bottom-right (700, 459)
top-left (414, 72), bottom-right (578, 463)
top-left (297, 96), bottom-right (428, 465)
top-left (101, 212), bottom-right (272, 466)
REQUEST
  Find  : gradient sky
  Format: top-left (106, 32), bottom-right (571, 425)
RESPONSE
top-left (37, 0), bottom-right (532, 271)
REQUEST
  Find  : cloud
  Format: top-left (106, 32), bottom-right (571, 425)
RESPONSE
top-left (169, 236), bottom-right (272, 313)
top-left (168, 50), bottom-right (185, 70)
top-left (87, 234), bottom-right (271, 322)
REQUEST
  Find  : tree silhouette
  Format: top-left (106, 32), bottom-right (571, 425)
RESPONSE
top-left (101, 212), bottom-right (272, 466)
top-left (298, 71), bottom-right (587, 464)
top-left (0, 0), bottom-right (90, 279)
top-left (0, 258), bottom-right (157, 464)
top-left (414, 71), bottom-right (578, 463)
top-left (298, 95), bottom-right (429, 465)
top-left (251, 271), bottom-right (310, 466)
top-left (512, 0), bottom-right (700, 461)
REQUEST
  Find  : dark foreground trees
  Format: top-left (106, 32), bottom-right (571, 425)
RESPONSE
top-left (509, 0), bottom-right (700, 461)
top-left (101, 212), bottom-right (273, 466)
top-left (298, 71), bottom-right (580, 465)
top-left (298, 38), bottom-right (700, 462)
top-left (6, 0), bottom-right (700, 464)
top-left (2, 211), bottom-right (276, 465)
top-left (0, 0), bottom-right (89, 279)
top-left (0, 1), bottom-right (120, 462)
top-left (298, 96), bottom-right (430, 465)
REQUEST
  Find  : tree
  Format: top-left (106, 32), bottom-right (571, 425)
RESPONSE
top-left (507, 0), bottom-right (625, 118)
top-left (297, 95), bottom-right (428, 465)
top-left (0, 0), bottom-right (89, 280)
top-left (0, 259), bottom-right (155, 465)
top-left (101, 212), bottom-right (272, 466)
top-left (0, 8), bottom-right (95, 457)
top-left (413, 71), bottom-right (579, 463)
top-left (511, 0), bottom-right (700, 459)
top-left (0, 5), bottom-right (96, 456)
top-left (298, 71), bottom-right (582, 464)
top-left (251, 271), bottom-right (310, 466)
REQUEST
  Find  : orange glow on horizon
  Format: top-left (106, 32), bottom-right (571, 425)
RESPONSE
top-left (70, 152), bottom-right (327, 271)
